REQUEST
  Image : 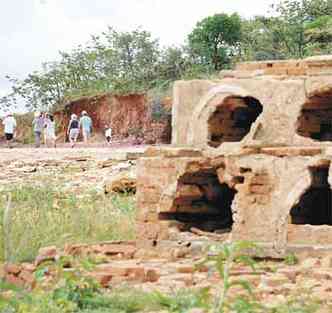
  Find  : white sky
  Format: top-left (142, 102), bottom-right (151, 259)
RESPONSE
top-left (0, 0), bottom-right (272, 106)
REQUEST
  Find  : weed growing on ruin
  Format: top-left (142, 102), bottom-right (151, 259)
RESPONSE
top-left (284, 253), bottom-right (299, 266)
top-left (0, 249), bottom-right (324, 313)
top-left (152, 288), bottom-right (211, 312)
top-left (0, 185), bottom-right (136, 262)
top-left (204, 241), bottom-right (320, 313)
top-left (204, 241), bottom-right (261, 313)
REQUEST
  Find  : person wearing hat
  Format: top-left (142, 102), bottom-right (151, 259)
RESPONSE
top-left (2, 113), bottom-right (16, 148)
top-left (32, 112), bottom-right (44, 148)
top-left (79, 110), bottom-right (92, 143)
top-left (67, 114), bottom-right (80, 148)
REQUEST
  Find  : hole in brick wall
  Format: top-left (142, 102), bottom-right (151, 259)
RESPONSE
top-left (296, 90), bottom-right (332, 141)
top-left (208, 96), bottom-right (263, 148)
top-left (290, 165), bottom-right (332, 225)
top-left (159, 168), bottom-right (236, 233)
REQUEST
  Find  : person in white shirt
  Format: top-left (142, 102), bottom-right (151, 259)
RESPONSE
top-left (44, 114), bottom-right (57, 148)
top-left (105, 125), bottom-right (112, 146)
top-left (2, 113), bottom-right (17, 148)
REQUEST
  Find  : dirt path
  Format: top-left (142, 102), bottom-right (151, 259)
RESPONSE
top-left (0, 145), bottom-right (147, 163)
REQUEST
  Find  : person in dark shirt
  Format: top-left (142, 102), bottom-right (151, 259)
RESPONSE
top-left (67, 114), bottom-right (79, 148)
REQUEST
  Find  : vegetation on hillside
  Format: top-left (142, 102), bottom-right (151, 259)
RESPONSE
top-left (1, 0), bottom-right (332, 112)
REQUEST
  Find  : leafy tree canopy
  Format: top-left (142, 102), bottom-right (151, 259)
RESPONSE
top-left (2, 0), bottom-right (332, 112)
top-left (188, 13), bottom-right (242, 70)
top-left (1, 28), bottom-right (191, 111)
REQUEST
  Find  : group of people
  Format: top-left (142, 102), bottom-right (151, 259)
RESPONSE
top-left (32, 112), bottom-right (56, 148)
top-left (2, 110), bottom-right (113, 148)
top-left (66, 111), bottom-right (92, 147)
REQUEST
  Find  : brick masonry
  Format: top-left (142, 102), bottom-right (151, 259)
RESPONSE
top-left (138, 55), bottom-right (332, 257)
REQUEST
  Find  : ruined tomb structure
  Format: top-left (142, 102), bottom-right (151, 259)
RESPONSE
top-left (136, 55), bottom-right (332, 257)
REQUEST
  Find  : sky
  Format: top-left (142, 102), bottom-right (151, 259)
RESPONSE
top-left (0, 0), bottom-right (271, 110)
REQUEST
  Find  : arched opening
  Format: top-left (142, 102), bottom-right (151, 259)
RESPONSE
top-left (159, 168), bottom-right (236, 233)
top-left (296, 90), bottom-right (332, 141)
top-left (207, 96), bottom-right (263, 148)
top-left (290, 165), bottom-right (332, 225)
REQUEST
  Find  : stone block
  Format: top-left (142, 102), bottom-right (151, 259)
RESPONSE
top-left (19, 270), bottom-right (35, 286)
top-left (144, 268), bottom-right (160, 282)
top-left (176, 184), bottom-right (203, 200)
top-left (5, 274), bottom-right (25, 288)
top-left (174, 264), bottom-right (195, 274)
top-left (87, 271), bottom-right (112, 287)
top-left (311, 270), bottom-right (332, 281)
top-left (265, 68), bottom-right (288, 76)
top-left (104, 171), bottom-right (136, 194)
top-left (96, 244), bottom-right (137, 258)
top-left (287, 67), bottom-right (307, 76)
top-left (261, 274), bottom-right (289, 287)
top-left (35, 246), bottom-right (58, 265)
top-left (4, 264), bottom-right (22, 275)
top-left (249, 184), bottom-right (272, 194)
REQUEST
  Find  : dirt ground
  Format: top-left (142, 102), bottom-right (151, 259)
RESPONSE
top-left (0, 145), bottom-right (332, 312)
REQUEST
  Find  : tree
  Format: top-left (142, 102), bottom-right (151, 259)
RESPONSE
top-left (271, 0), bottom-right (332, 58)
top-left (240, 16), bottom-right (287, 61)
top-left (0, 28), bottom-right (164, 110)
top-left (188, 13), bottom-right (242, 70)
top-left (239, 0), bottom-right (332, 61)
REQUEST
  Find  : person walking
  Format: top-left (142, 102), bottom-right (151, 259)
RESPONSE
top-left (44, 114), bottom-right (57, 148)
top-left (67, 114), bottom-right (80, 148)
top-left (32, 112), bottom-right (44, 148)
top-left (2, 113), bottom-right (16, 148)
top-left (79, 111), bottom-right (92, 144)
top-left (105, 124), bottom-right (112, 146)
top-left (42, 112), bottom-right (48, 145)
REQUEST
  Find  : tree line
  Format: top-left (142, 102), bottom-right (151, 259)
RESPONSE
top-left (1, 0), bottom-right (332, 111)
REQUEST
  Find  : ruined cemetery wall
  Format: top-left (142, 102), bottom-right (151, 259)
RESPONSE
top-left (136, 146), bottom-right (332, 256)
top-left (172, 56), bottom-right (332, 152)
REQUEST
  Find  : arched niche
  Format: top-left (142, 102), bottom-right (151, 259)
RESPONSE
top-left (290, 164), bottom-right (332, 226)
top-left (296, 89), bottom-right (332, 141)
top-left (207, 96), bottom-right (263, 148)
top-left (159, 167), bottom-right (236, 233)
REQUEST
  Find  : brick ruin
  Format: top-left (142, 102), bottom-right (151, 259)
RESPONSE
top-left (136, 55), bottom-right (332, 257)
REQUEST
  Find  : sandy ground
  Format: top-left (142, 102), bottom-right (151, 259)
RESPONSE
top-left (0, 145), bottom-right (147, 163)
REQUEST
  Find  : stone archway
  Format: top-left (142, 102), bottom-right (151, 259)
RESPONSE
top-left (207, 96), bottom-right (263, 148)
top-left (187, 85), bottom-right (264, 149)
top-left (158, 166), bottom-right (236, 233)
top-left (296, 89), bottom-right (332, 141)
top-left (284, 161), bottom-right (332, 246)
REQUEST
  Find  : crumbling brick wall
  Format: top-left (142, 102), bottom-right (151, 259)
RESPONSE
top-left (137, 55), bottom-right (332, 257)
top-left (173, 55), bottom-right (332, 150)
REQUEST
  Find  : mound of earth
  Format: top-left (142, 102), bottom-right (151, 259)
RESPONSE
top-left (0, 93), bottom-right (172, 145)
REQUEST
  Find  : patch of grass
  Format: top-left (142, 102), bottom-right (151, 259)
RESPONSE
top-left (0, 185), bottom-right (136, 263)
top-left (284, 253), bottom-right (299, 266)
top-left (81, 289), bottom-right (160, 313)
top-left (152, 288), bottom-right (211, 312)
